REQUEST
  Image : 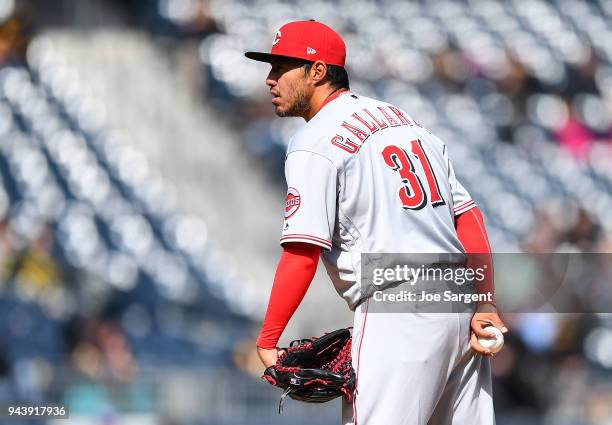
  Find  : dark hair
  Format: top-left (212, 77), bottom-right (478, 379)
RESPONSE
top-left (303, 62), bottom-right (350, 90)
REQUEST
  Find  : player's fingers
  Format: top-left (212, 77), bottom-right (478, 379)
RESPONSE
top-left (470, 332), bottom-right (492, 356)
top-left (492, 318), bottom-right (508, 334)
top-left (471, 321), bottom-right (497, 338)
top-left (482, 311), bottom-right (508, 334)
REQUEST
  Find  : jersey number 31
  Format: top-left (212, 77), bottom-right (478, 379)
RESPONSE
top-left (381, 139), bottom-right (445, 210)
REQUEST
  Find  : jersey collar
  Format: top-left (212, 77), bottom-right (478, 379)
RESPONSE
top-left (319, 88), bottom-right (350, 111)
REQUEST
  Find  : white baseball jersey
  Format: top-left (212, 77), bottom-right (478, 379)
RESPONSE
top-left (280, 92), bottom-right (476, 310)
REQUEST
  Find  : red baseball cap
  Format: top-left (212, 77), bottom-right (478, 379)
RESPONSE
top-left (245, 20), bottom-right (346, 67)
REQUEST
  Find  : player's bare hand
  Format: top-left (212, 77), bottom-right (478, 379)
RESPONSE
top-left (257, 347), bottom-right (282, 368)
top-left (470, 303), bottom-right (508, 356)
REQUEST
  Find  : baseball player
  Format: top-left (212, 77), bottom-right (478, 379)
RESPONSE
top-left (245, 20), bottom-right (507, 425)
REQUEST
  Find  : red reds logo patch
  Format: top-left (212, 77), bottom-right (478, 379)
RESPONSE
top-left (285, 187), bottom-right (301, 219)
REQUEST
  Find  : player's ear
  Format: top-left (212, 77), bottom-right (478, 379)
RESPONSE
top-left (308, 60), bottom-right (328, 84)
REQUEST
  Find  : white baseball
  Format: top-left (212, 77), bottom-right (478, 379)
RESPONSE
top-left (477, 326), bottom-right (504, 353)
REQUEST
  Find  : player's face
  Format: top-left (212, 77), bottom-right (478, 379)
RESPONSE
top-left (266, 58), bottom-right (313, 118)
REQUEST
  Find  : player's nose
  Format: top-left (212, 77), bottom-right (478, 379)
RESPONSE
top-left (265, 71), bottom-right (277, 88)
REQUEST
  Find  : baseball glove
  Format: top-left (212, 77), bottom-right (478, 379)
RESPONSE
top-left (262, 328), bottom-right (355, 413)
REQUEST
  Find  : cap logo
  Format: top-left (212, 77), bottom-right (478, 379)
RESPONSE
top-left (306, 46), bottom-right (317, 54)
top-left (273, 30), bottom-right (282, 46)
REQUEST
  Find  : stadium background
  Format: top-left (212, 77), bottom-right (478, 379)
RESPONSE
top-left (0, 0), bottom-right (610, 423)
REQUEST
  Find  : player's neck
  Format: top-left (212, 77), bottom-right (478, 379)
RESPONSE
top-left (303, 86), bottom-right (347, 122)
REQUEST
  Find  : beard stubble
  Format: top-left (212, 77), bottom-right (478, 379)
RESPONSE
top-left (275, 78), bottom-right (312, 118)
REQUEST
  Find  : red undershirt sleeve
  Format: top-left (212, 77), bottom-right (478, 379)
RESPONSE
top-left (256, 242), bottom-right (321, 349)
top-left (455, 207), bottom-right (495, 306)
